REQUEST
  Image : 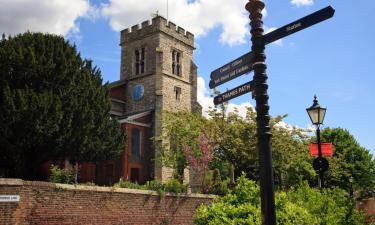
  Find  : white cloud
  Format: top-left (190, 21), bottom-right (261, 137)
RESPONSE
top-left (0, 0), bottom-right (92, 36)
top-left (101, 0), bottom-right (250, 46)
top-left (274, 121), bottom-right (298, 132)
top-left (197, 76), bottom-right (254, 118)
top-left (227, 102), bottom-right (254, 118)
top-left (197, 76), bottom-right (215, 117)
top-left (262, 8), bottom-right (268, 18)
top-left (291, 0), bottom-right (314, 7)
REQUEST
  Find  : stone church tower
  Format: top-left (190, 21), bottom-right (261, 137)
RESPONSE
top-left (105, 16), bottom-right (201, 184)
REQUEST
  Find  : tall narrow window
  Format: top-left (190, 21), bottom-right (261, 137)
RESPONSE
top-left (140, 48), bottom-right (145, 73)
top-left (135, 48), bottom-right (145, 75)
top-left (135, 50), bottom-right (140, 75)
top-left (131, 128), bottom-right (141, 157)
top-left (172, 50), bottom-right (181, 76)
top-left (174, 86), bottom-right (181, 101)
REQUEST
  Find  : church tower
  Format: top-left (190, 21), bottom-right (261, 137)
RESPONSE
top-left (108, 16), bottom-right (201, 183)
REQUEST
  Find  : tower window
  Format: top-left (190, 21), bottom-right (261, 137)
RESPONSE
top-left (172, 50), bottom-right (181, 76)
top-left (131, 128), bottom-right (141, 157)
top-left (135, 48), bottom-right (145, 75)
top-left (174, 86), bottom-right (181, 101)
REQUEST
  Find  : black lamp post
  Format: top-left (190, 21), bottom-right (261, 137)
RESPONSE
top-left (306, 95), bottom-right (328, 188)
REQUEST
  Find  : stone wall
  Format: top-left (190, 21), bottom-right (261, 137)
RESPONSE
top-left (124, 74), bottom-right (156, 114)
top-left (0, 179), bottom-right (214, 225)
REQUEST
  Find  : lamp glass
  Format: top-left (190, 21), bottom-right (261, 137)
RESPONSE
top-left (307, 107), bottom-right (326, 125)
top-left (319, 108), bottom-right (326, 124)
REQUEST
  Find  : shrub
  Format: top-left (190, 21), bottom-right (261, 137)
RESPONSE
top-left (113, 179), bottom-right (145, 189)
top-left (113, 178), bottom-right (187, 195)
top-left (164, 179), bottom-right (188, 194)
top-left (145, 180), bottom-right (164, 191)
top-left (287, 183), bottom-right (365, 225)
top-left (49, 166), bottom-right (74, 184)
top-left (194, 174), bottom-right (365, 225)
top-left (202, 169), bottom-right (229, 196)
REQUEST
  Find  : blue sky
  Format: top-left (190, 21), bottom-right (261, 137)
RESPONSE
top-left (1, 0), bottom-right (374, 154)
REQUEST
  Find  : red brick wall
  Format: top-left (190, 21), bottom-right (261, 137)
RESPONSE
top-left (0, 179), bottom-right (214, 225)
top-left (110, 85), bottom-right (126, 101)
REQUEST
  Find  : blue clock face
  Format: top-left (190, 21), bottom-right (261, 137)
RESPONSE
top-left (132, 84), bottom-right (144, 101)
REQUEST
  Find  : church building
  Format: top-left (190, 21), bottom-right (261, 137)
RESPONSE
top-left (81, 16), bottom-right (201, 185)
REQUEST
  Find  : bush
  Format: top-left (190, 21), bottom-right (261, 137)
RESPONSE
top-left (287, 183), bottom-right (365, 225)
top-left (49, 166), bottom-right (74, 184)
top-left (194, 174), bottom-right (365, 225)
top-left (202, 169), bottom-right (229, 196)
top-left (164, 179), bottom-right (188, 194)
top-left (113, 178), bottom-right (187, 195)
top-left (113, 179), bottom-right (144, 189)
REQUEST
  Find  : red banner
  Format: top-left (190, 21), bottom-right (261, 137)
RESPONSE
top-left (309, 143), bottom-right (333, 157)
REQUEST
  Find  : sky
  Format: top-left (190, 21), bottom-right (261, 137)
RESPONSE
top-left (1, 0), bottom-right (375, 154)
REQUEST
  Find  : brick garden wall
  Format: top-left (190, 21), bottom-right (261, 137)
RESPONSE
top-left (0, 179), bottom-right (214, 225)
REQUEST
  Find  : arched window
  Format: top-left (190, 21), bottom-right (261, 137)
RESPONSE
top-left (131, 128), bottom-right (141, 157)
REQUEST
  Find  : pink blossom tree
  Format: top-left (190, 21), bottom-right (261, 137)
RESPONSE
top-left (184, 132), bottom-right (214, 193)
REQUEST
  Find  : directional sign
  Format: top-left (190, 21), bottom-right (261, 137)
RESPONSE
top-left (214, 81), bottom-right (253, 105)
top-left (209, 6), bottom-right (334, 89)
top-left (209, 52), bottom-right (254, 89)
top-left (263, 6), bottom-right (335, 45)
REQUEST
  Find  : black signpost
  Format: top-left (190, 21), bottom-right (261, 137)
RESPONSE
top-left (214, 81), bottom-right (253, 105)
top-left (209, 52), bottom-right (254, 88)
top-left (209, 1), bottom-right (335, 224)
top-left (209, 6), bottom-right (335, 89)
top-left (263, 6), bottom-right (335, 45)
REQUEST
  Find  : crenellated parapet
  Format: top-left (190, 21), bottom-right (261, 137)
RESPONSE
top-left (120, 16), bottom-right (194, 48)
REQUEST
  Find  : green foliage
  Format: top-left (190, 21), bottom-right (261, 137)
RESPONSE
top-left (319, 127), bottom-right (375, 192)
top-left (194, 175), bottom-right (365, 225)
top-left (49, 166), bottom-right (74, 184)
top-left (164, 179), bottom-right (188, 194)
top-left (157, 102), bottom-right (373, 194)
top-left (156, 111), bottom-right (211, 181)
top-left (113, 179), bottom-right (146, 189)
top-left (202, 169), bottom-right (229, 196)
top-left (0, 32), bottom-right (125, 179)
top-left (195, 175), bottom-right (261, 225)
top-left (287, 182), bottom-right (365, 225)
top-left (113, 178), bottom-right (187, 195)
top-left (215, 109), bottom-right (315, 189)
top-left (157, 108), bottom-right (315, 191)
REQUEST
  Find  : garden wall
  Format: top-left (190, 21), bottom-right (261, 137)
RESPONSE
top-left (0, 179), bottom-right (214, 225)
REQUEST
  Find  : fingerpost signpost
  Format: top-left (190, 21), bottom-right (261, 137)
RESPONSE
top-left (209, 1), bottom-right (335, 224)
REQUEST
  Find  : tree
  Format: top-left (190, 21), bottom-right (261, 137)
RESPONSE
top-left (184, 132), bottom-right (214, 193)
top-left (270, 115), bottom-right (316, 189)
top-left (157, 107), bottom-right (315, 190)
top-left (0, 32), bottom-right (125, 179)
top-left (209, 106), bottom-right (315, 189)
top-left (319, 127), bottom-right (375, 193)
top-left (156, 111), bottom-right (211, 181)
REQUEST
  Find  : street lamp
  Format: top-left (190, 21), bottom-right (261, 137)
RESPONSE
top-left (307, 95), bottom-right (328, 188)
top-left (306, 95), bottom-right (326, 126)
